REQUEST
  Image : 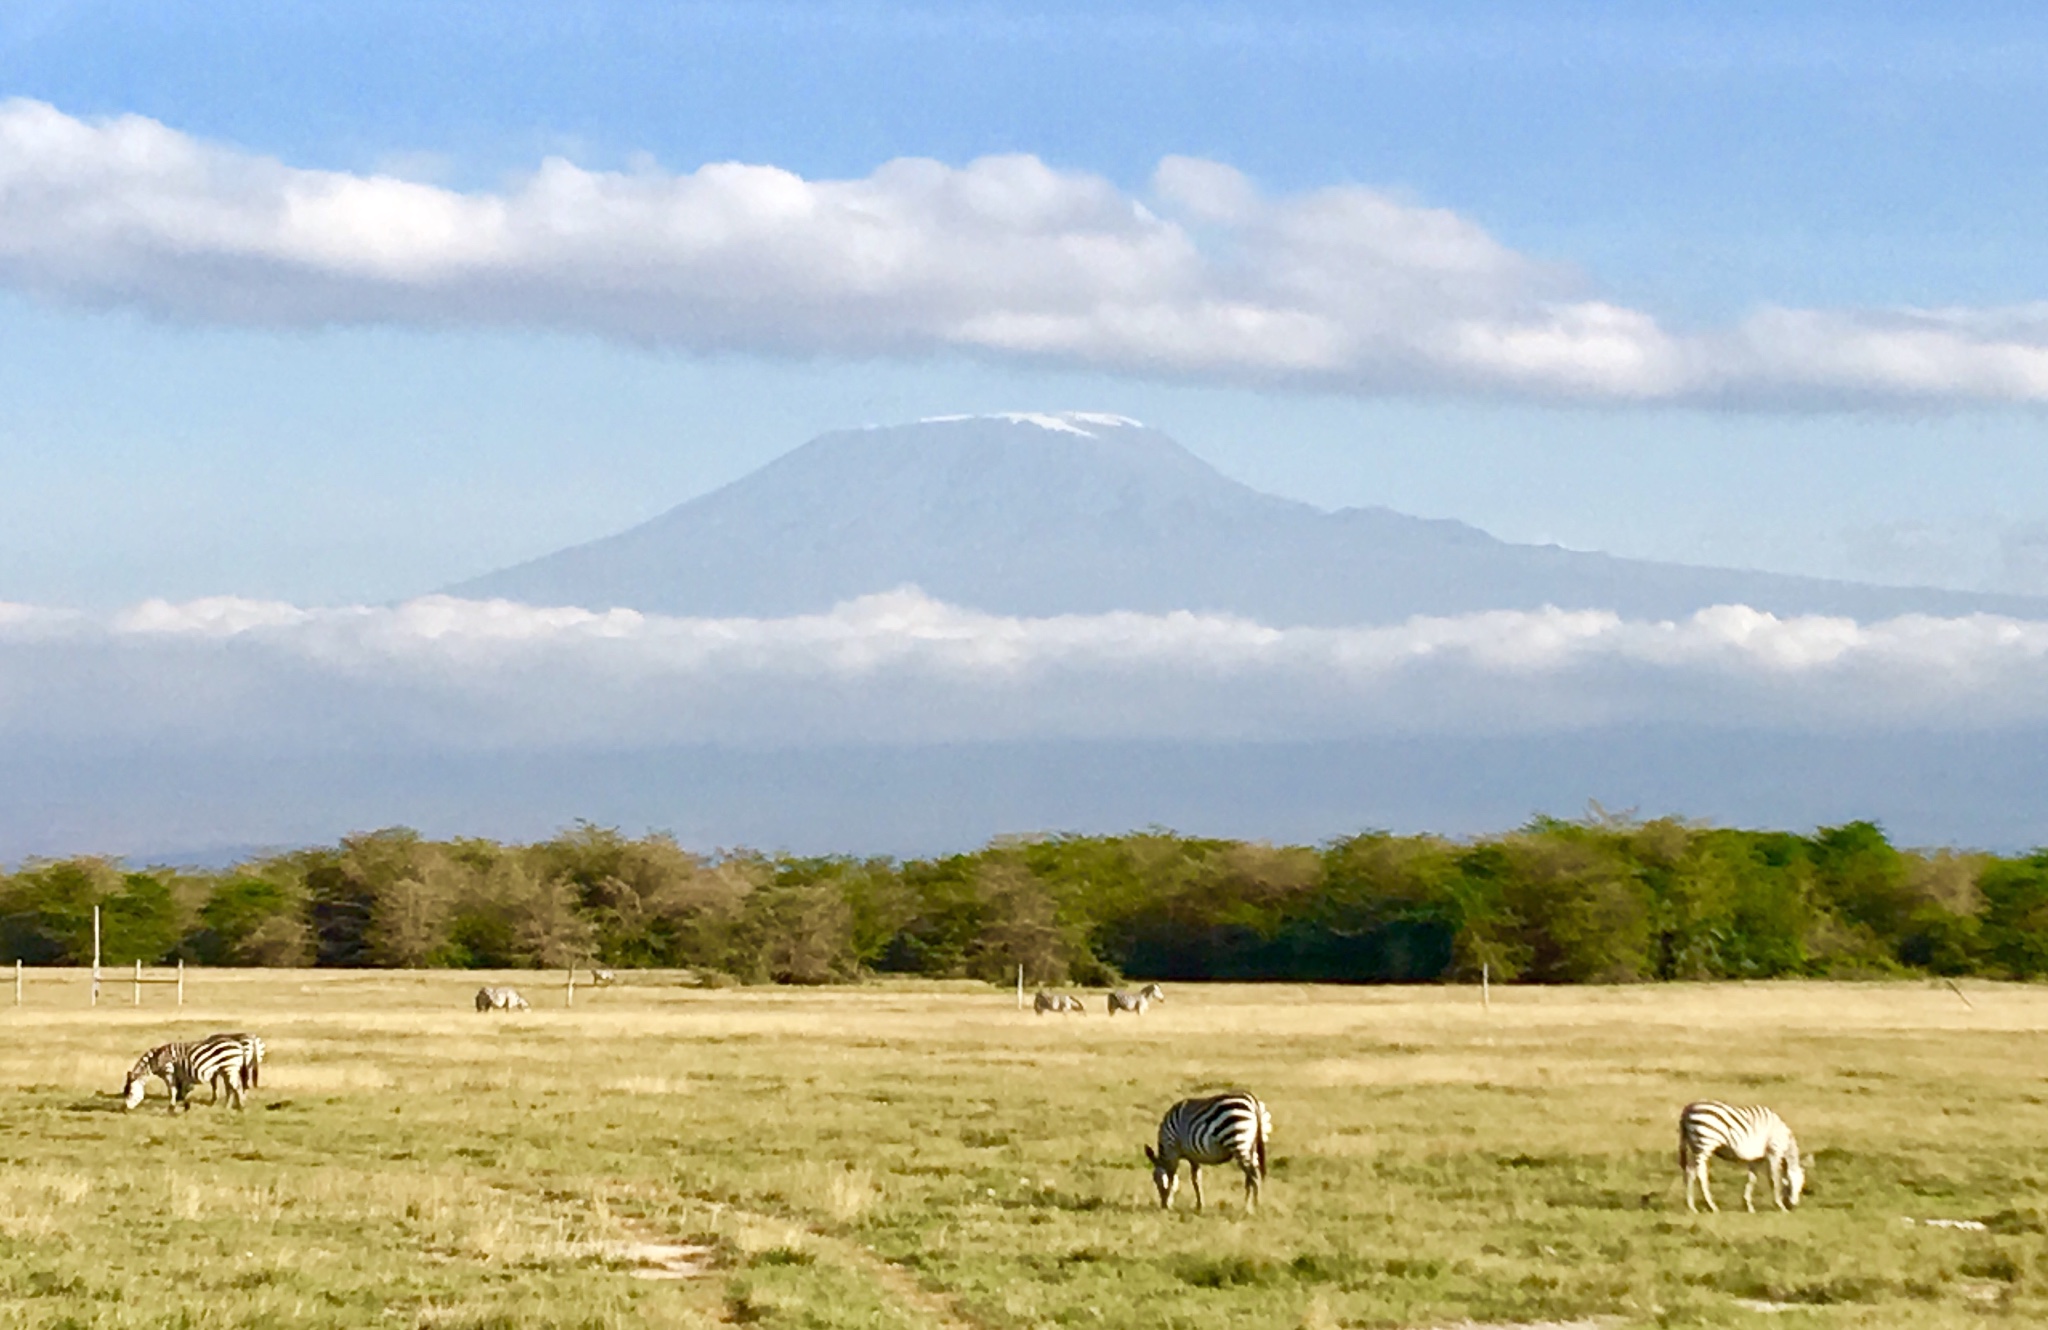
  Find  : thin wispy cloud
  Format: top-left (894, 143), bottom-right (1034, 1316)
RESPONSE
top-left (4, 589), bottom-right (2047, 749)
top-left (4, 99), bottom-right (2046, 406)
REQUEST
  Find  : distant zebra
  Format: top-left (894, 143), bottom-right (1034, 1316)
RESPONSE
top-left (475, 986), bottom-right (531, 1012)
top-left (590, 969), bottom-right (616, 987)
top-left (122, 1035), bottom-right (248, 1112)
top-left (1679, 1101), bottom-right (1806, 1213)
top-left (1107, 983), bottom-right (1165, 1016)
top-left (1144, 1091), bottom-right (1271, 1212)
top-left (1033, 991), bottom-right (1086, 1014)
top-left (205, 1032), bottom-right (267, 1099)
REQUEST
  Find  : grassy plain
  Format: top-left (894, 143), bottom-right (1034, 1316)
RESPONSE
top-left (0, 973), bottom-right (2045, 1329)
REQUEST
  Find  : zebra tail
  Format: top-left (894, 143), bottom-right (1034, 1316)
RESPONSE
top-left (1256, 1108), bottom-right (1269, 1181)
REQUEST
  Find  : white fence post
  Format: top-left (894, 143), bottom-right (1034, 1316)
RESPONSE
top-left (177, 958), bottom-right (185, 1007)
top-left (91, 906), bottom-right (101, 1008)
top-left (133, 958), bottom-right (141, 1007)
top-left (1482, 962), bottom-right (1491, 1012)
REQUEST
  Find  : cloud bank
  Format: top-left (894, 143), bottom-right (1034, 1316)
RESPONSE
top-left (3, 99), bottom-right (2046, 405)
top-left (3, 589), bottom-right (2046, 750)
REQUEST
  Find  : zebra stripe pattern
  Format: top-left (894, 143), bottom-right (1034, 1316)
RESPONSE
top-left (590, 969), bottom-right (617, 986)
top-left (123, 1035), bottom-right (248, 1112)
top-left (1144, 1091), bottom-right (1271, 1211)
top-left (475, 986), bottom-right (531, 1012)
top-left (210, 1032), bottom-right (267, 1094)
top-left (1107, 983), bottom-right (1165, 1015)
top-left (1679, 1101), bottom-right (1806, 1213)
top-left (1033, 991), bottom-right (1087, 1014)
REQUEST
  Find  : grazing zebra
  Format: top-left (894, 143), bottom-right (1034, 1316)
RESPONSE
top-left (590, 968), bottom-right (616, 986)
top-left (122, 1035), bottom-right (248, 1112)
top-left (1144, 1091), bottom-right (1271, 1212)
top-left (204, 1032), bottom-right (267, 1099)
top-left (1033, 991), bottom-right (1086, 1014)
top-left (475, 986), bottom-right (531, 1012)
top-left (1679, 1101), bottom-right (1806, 1213)
top-left (1107, 983), bottom-right (1165, 1016)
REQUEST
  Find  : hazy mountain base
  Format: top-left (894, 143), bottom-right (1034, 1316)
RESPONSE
top-left (7, 728), bottom-right (2048, 865)
top-left (448, 416), bottom-right (2048, 624)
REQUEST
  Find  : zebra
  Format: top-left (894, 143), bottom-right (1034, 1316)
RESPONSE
top-left (590, 968), bottom-right (617, 986)
top-left (475, 986), bottom-right (531, 1012)
top-left (1107, 983), bottom-right (1165, 1015)
top-left (1144, 1091), bottom-right (1271, 1212)
top-left (122, 1036), bottom-right (248, 1112)
top-left (201, 1032), bottom-right (267, 1100)
top-left (1033, 991), bottom-right (1086, 1014)
top-left (1678, 1101), bottom-right (1807, 1213)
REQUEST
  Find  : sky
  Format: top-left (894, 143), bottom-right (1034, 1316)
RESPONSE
top-left (3, 1), bottom-right (2048, 607)
top-left (6, 1), bottom-right (2048, 854)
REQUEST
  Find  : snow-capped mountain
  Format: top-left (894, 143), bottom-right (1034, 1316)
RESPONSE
top-left (449, 412), bottom-right (2048, 623)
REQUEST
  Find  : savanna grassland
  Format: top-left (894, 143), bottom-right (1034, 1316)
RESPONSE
top-left (2, 974), bottom-right (2046, 1329)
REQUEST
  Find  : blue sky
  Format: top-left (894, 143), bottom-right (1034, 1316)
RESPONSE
top-left (5, 1), bottom-right (2048, 606)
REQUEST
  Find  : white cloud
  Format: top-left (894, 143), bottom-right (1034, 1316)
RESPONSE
top-left (3, 99), bottom-right (2046, 405)
top-left (4, 590), bottom-right (2048, 750)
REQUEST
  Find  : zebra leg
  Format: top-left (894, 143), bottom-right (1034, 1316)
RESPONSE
top-left (1743, 1165), bottom-right (1758, 1213)
top-left (1189, 1163), bottom-right (1204, 1212)
top-left (1242, 1161), bottom-right (1260, 1212)
top-left (1769, 1153), bottom-right (1788, 1211)
top-left (1695, 1161), bottom-right (1718, 1213)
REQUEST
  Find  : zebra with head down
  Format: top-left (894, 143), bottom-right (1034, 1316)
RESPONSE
top-left (1033, 991), bottom-right (1087, 1014)
top-left (123, 1035), bottom-right (248, 1112)
top-left (475, 986), bottom-right (531, 1012)
top-left (1679, 1101), bottom-right (1807, 1213)
top-left (1145, 1090), bottom-right (1271, 1212)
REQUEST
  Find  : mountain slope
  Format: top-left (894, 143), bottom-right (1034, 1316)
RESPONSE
top-left (450, 413), bottom-right (2048, 623)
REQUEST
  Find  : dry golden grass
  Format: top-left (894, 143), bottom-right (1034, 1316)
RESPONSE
top-left (0, 972), bottom-right (2045, 1327)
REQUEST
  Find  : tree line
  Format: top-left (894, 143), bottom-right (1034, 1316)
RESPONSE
top-left (4, 815), bottom-right (2048, 984)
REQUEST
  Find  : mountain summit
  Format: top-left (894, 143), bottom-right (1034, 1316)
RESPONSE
top-left (450, 413), bottom-right (2048, 623)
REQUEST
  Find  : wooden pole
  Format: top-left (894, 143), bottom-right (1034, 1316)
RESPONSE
top-left (133, 958), bottom-right (141, 1007)
top-left (1945, 977), bottom-right (1974, 1010)
top-left (177, 958), bottom-right (185, 1007)
top-left (1482, 962), bottom-right (1491, 1012)
top-left (13, 959), bottom-right (19, 1007)
top-left (91, 906), bottom-right (101, 1007)
top-left (566, 963), bottom-right (575, 1009)
top-left (1016, 964), bottom-right (1024, 1010)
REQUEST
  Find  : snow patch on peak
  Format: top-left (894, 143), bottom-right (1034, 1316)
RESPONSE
top-left (913, 411), bottom-right (1146, 437)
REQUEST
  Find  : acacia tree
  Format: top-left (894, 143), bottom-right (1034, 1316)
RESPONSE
top-left (969, 859), bottom-right (1066, 984)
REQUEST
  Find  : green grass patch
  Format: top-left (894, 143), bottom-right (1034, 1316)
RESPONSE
top-left (1, 973), bottom-right (2046, 1327)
